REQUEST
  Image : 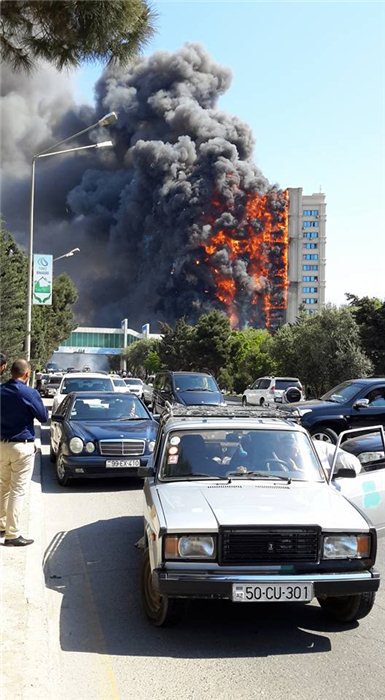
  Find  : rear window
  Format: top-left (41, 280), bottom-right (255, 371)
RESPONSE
top-left (61, 377), bottom-right (113, 394)
top-left (275, 380), bottom-right (302, 390)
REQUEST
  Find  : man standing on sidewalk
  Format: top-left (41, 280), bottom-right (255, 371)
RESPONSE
top-left (0, 359), bottom-right (48, 546)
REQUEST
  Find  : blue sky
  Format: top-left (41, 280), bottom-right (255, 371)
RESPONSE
top-left (73, 1), bottom-right (385, 305)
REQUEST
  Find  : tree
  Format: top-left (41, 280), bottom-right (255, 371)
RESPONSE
top-left (158, 318), bottom-right (195, 371)
top-left (0, 224), bottom-right (28, 362)
top-left (31, 274), bottom-right (78, 369)
top-left (227, 328), bottom-right (276, 394)
top-left (123, 338), bottom-right (160, 377)
top-left (190, 311), bottom-right (232, 377)
top-left (270, 306), bottom-right (373, 396)
top-left (346, 293), bottom-right (385, 375)
top-left (1, 0), bottom-right (156, 72)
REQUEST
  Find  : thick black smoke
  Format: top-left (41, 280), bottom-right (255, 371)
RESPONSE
top-left (1, 44), bottom-right (286, 330)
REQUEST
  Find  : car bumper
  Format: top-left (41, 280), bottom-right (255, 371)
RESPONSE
top-left (59, 454), bottom-right (150, 479)
top-left (153, 569), bottom-right (380, 599)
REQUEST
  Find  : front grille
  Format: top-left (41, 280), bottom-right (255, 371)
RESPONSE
top-left (99, 440), bottom-right (145, 456)
top-left (220, 527), bottom-right (320, 564)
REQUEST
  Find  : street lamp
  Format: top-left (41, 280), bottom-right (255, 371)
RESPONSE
top-left (25, 113), bottom-right (117, 361)
top-left (53, 247), bottom-right (80, 263)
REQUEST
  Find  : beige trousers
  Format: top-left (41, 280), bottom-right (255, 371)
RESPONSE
top-left (0, 441), bottom-right (35, 539)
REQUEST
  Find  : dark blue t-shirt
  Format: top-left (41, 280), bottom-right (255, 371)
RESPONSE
top-left (0, 379), bottom-right (48, 441)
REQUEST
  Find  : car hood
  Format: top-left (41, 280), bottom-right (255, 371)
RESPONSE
top-left (281, 399), bottom-right (340, 412)
top-left (176, 390), bottom-right (224, 406)
top-left (156, 481), bottom-right (368, 532)
top-left (69, 419), bottom-right (157, 442)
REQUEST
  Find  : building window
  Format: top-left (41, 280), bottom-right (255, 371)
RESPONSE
top-left (303, 298), bottom-right (318, 305)
top-left (303, 265), bottom-right (319, 271)
top-left (304, 243), bottom-right (318, 249)
top-left (303, 254), bottom-right (319, 260)
top-left (303, 287), bottom-right (318, 293)
top-left (303, 221), bottom-right (319, 228)
top-left (303, 275), bottom-right (318, 282)
top-left (303, 209), bottom-right (319, 216)
top-left (303, 232), bottom-right (319, 239)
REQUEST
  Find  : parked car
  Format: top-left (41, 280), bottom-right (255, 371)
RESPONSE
top-left (36, 372), bottom-right (50, 396)
top-left (151, 371), bottom-right (225, 413)
top-left (242, 376), bottom-right (304, 407)
top-left (50, 391), bottom-right (158, 486)
top-left (139, 404), bottom-right (380, 626)
top-left (111, 376), bottom-right (131, 393)
top-left (335, 426), bottom-right (385, 538)
top-left (280, 378), bottom-right (385, 443)
top-left (123, 377), bottom-right (144, 399)
top-left (52, 372), bottom-right (115, 413)
top-left (45, 361), bottom-right (60, 373)
top-left (42, 375), bottom-right (62, 398)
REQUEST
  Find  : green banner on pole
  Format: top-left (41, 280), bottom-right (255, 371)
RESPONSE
top-left (33, 254), bottom-right (53, 305)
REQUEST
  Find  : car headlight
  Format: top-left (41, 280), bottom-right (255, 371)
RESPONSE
top-left (85, 441), bottom-right (95, 453)
top-left (69, 437), bottom-right (84, 454)
top-left (358, 451), bottom-right (385, 464)
top-left (148, 440), bottom-right (156, 453)
top-left (322, 534), bottom-right (371, 559)
top-left (164, 535), bottom-right (216, 560)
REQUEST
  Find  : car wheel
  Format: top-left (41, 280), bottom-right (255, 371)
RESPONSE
top-left (259, 397), bottom-right (265, 407)
top-left (242, 396), bottom-right (247, 406)
top-left (141, 547), bottom-right (183, 626)
top-left (317, 591), bottom-right (376, 622)
top-left (56, 452), bottom-right (70, 487)
top-left (310, 427), bottom-right (338, 444)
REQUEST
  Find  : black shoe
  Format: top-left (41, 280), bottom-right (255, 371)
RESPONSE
top-left (4, 535), bottom-right (34, 546)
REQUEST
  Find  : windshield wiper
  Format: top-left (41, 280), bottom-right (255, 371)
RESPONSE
top-left (225, 471), bottom-right (291, 483)
top-left (167, 473), bottom-right (231, 482)
top-left (118, 417), bottom-right (147, 421)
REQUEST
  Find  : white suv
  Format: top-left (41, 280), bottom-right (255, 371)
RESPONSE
top-left (242, 376), bottom-right (304, 407)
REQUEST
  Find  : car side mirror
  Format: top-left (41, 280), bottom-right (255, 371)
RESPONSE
top-left (353, 399), bottom-right (370, 409)
top-left (51, 413), bottom-right (64, 422)
top-left (138, 465), bottom-right (155, 478)
top-left (332, 466), bottom-right (357, 479)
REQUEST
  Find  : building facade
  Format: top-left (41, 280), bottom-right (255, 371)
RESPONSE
top-left (286, 188), bottom-right (326, 323)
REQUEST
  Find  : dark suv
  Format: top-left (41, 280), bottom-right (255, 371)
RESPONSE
top-left (151, 371), bottom-right (225, 413)
top-left (281, 378), bottom-right (385, 443)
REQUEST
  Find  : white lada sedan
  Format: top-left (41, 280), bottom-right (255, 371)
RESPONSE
top-left (138, 406), bottom-right (380, 626)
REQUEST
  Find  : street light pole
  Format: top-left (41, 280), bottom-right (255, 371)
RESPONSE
top-left (25, 113), bottom-right (117, 361)
top-left (53, 248), bottom-right (80, 263)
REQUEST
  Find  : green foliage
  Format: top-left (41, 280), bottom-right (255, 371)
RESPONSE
top-left (190, 311), bottom-right (231, 375)
top-left (31, 274), bottom-right (78, 369)
top-left (0, 0), bottom-right (156, 72)
top-left (227, 328), bottom-right (277, 394)
top-left (158, 318), bottom-right (195, 371)
top-left (123, 339), bottom-right (160, 377)
top-left (346, 293), bottom-right (385, 375)
top-left (270, 306), bottom-right (373, 396)
top-left (0, 225), bottom-right (28, 364)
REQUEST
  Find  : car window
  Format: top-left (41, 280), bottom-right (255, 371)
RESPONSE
top-left (259, 379), bottom-right (270, 390)
top-left (321, 381), bottom-right (364, 403)
top-left (61, 378), bottom-right (113, 394)
top-left (125, 378), bottom-right (143, 386)
top-left (276, 379), bottom-right (302, 390)
top-left (113, 378), bottom-right (126, 387)
top-left (69, 395), bottom-right (149, 421)
top-left (364, 387), bottom-right (385, 406)
top-left (159, 429), bottom-right (324, 482)
top-left (251, 380), bottom-right (260, 389)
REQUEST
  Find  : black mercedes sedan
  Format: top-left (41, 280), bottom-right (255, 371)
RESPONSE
top-left (50, 392), bottom-right (159, 486)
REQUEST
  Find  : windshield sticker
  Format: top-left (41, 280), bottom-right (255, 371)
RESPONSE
top-left (168, 446), bottom-right (178, 455)
top-left (168, 455), bottom-right (179, 464)
top-left (170, 436), bottom-right (181, 446)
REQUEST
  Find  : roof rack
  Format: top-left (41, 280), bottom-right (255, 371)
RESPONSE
top-left (160, 402), bottom-right (301, 423)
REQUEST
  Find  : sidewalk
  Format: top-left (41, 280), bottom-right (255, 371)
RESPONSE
top-left (0, 429), bottom-right (52, 699)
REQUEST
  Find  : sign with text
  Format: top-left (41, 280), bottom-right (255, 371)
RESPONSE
top-left (33, 254), bottom-right (53, 305)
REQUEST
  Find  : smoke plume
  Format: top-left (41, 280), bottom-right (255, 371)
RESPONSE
top-left (1, 44), bottom-right (288, 331)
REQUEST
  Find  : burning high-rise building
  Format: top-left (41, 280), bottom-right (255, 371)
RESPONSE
top-left (1, 44), bottom-right (326, 333)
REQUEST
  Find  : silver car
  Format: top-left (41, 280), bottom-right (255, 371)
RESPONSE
top-left (139, 406), bottom-right (380, 626)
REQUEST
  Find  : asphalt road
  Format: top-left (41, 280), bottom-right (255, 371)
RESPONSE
top-left (39, 421), bottom-right (385, 700)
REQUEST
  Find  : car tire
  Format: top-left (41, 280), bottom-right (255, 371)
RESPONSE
top-left (310, 426), bottom-right (338, 444)
top-left (317, 591), bottom-right (376, 622)
top-left (259, 398), bottom-right (265, 407)
top-left (141, 547), bottom-right (183, 626)
top-left (56, 451), bottom-right (71, 487)
top-left (242, 396), bottom-right (248, 406)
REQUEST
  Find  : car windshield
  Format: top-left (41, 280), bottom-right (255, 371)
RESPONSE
top-left (275, 379), bottom-right (301, 390)
top-left (61, 378), bottom-right (113, 394)
top-left (174, 375), bottom-right (218, 392)
top-left (70, 395), bottom-right (149, 421)
top-left (159, 429), bottom-right (324, 482)
top-left (321, 381), bottom-right (363, 404)
top-left (125, 378), bottom-right (143, 385)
